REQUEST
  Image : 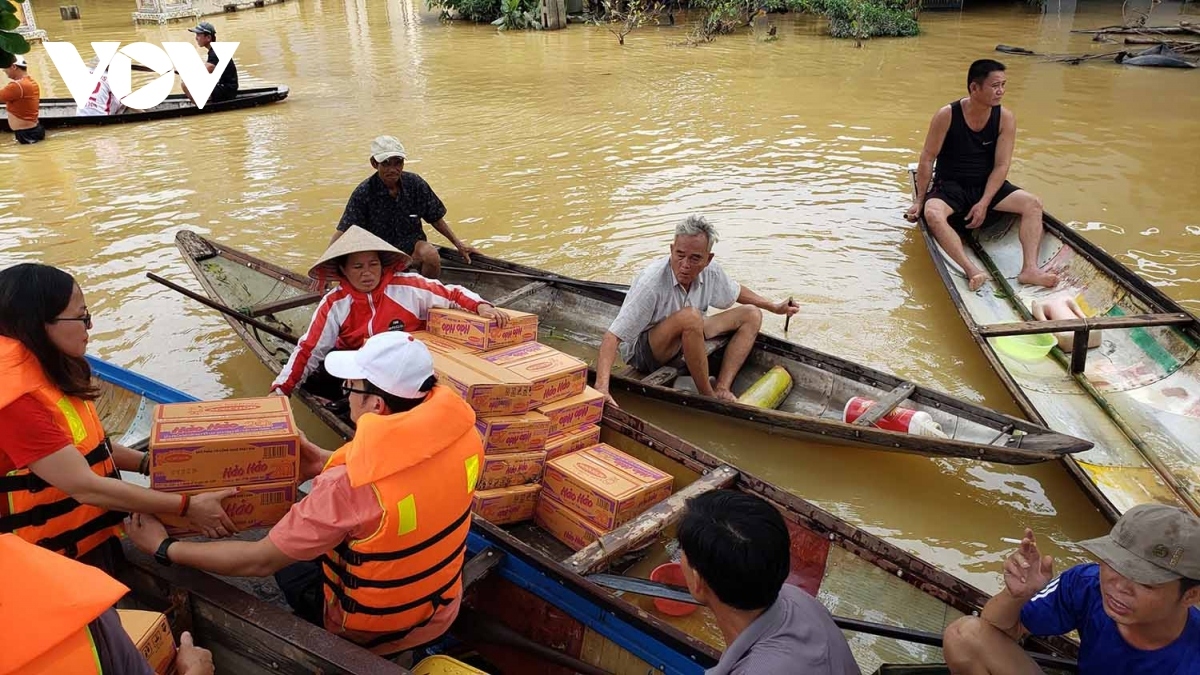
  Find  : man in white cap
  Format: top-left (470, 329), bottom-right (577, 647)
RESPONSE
top-left (943, 504), bottom-right (1200, 674)
top-left (1, 55), bottom-right (44, 144)
top-left (183, 22), bottom-right (238, 105)
top-left (333, 135), bottom-right (479, 278)
top-left (127, 332), bottom-right (483, 660)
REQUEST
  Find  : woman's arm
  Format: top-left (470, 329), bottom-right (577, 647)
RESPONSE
top-left (110, 442), bottom-right (146, 473)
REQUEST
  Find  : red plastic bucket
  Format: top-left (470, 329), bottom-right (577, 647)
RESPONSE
top-left (649, 563), bottom-right (699, 617)
top-left (843, 396), bottom-right (917, 433)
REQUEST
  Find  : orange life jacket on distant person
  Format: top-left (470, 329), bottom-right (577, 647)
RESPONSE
top-left (0, 533), bottom-right (129, 674)
top-left (0, 337), bottom-right (124, 559)
top-left (320, 386), bottom-right (482, 645)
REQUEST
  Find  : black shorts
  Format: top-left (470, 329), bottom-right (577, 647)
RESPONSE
top-left (14, 123), bottom-right (45, 144)
top-left (927, 179), bottom-right (1020, 232)
top-left (209, 84), bottom-right (238, 104)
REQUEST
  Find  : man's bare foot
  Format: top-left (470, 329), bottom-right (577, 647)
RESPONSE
top-left (1017, 269), bottom-right (1059, 288)
top-left (714, 387), bottom-right (738, 402)
top-left (967, 272), bottom-right (991, 292)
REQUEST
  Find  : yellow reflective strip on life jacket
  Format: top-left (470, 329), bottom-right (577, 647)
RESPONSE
top-left (55, 397), bottom-right (87, 445)
top-left (464, 454), bottom-right (479, 493)
top-left (396, 494), bottom-right (417, 537)
top-left (86, 625), bottom-right (103, 675)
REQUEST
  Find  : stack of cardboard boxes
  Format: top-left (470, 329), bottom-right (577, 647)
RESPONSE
top-left (149, 397), bottom-right (301, 535)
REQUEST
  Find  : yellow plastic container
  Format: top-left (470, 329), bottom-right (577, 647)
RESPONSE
top-left (412, 655), bottom-right (490, 675)
top-left (992, 334), bottom-right (1057, 361)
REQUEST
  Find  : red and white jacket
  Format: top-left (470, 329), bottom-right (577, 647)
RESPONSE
top-left (271, 270), bottom-right (485, 396)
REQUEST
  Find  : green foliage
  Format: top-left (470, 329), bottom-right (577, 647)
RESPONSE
top-left (492, 0), bottom-right (541, 30)
top-left (0, 0), bottom-right (31, 67)
top-left (428, 0), bottom-right (502, 23)
top-left (798, 0), bottom-right (919, 38)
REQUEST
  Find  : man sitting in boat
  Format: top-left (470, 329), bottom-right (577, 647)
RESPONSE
top-left (269, 226), bottom-right (505, 399)
top-left (1, 56), bottom-right (44, 144)
top-left (127, 333), bottom-right (482, 662)
top-left (678, 491), bottom-right (859, 675)
top-left (76, 59), bottom-right (126, 117)
top-left (905, 59), bottom-right (1058, 292)
top-left (332, 136), bottom-right (479, 279)
top-left (942, 504), bottom-right (1200, 674)
top-left (182, 22), bottom-right (238, 105)
top-left (593, 215), bottom-right (798, 403)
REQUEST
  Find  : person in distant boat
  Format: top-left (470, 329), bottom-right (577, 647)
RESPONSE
top-left (678, 491), bottom-right (860, 675)
top-left (905, 59), bottom-right (1058, 292)
top-left (332, 136), bottom-right (479, 279)
top-left (1, 55), bottom-right (45, 144)
top-left (182, 22), bottom-right (238, 105)
top-left (593, 216), bottom-right (798, 404)
top-left (76, 58), bottom-right (126, 117)
top-left (269, 226), bottom-right (504, 399)
top-left (128, 332), bottom-right (481, 663)
top-left (942, 504), bottom-right (1200, 674)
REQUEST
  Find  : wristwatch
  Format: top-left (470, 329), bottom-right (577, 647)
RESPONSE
top-left (154, 537), bottom-right (178, 566)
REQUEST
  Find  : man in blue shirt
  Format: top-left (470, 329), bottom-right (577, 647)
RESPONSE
top-left (942, 504), bottom-right (1200, 674)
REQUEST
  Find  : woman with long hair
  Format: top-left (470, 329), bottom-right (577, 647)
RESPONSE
top-left (0, 263), bottom-right (237, 569)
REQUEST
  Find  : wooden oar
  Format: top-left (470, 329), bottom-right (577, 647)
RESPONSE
top-left (586, 575), bottom-right (1079, 671)
top-left (441, 265), bottom-right (629, 294)
top-left (147, 272), bottom-right (299, 345)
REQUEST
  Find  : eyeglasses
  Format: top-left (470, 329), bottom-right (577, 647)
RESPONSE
top-left (341, 382), bottom-right (374, 398)
top-left (51, 312), bottom-right (93, 329)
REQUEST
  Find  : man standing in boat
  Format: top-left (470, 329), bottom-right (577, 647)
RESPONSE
top-left (942, 504), bottom-right (1200, 674)
top-left (594, 216), bottom-right (798, 404)
top-left (905, 59), bottom-right (1058, 292)
top-left (1, 56), bottom-right (44, 144)
top-left (182, 22), bottom-right (238, 105)
top-left (333, 136), bottom-right (479, 279)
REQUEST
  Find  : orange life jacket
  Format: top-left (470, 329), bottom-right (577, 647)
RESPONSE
top-left (320, 386), bottom-right (482, 646)
top-left (0, 533), bottom-right (129, 674)
top-left (0, 338), bottom-right (124, 559)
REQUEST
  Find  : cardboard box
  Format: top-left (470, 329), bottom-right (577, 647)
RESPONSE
top-left (478, 451), bottom-right (547, 490)
top-left (473, 484), bottom-right (541, 525)
top-left (544, 424), bottom-right (602, 460)
top-left (534, 493), bottom-right (608, 551)
top-left (428, 308), bottom-right (538, 351)
top-left (158, 481), bottom-right (297, 536)
top-left (537, 387), bottom-right (606, 435)
top-left (478, 341), bottom-right (561, 368)
top-left (541, 444), bottom-right (673, 530)
top-left (118, 609), bottom-right (177, 675)
top-left (475, 411), bottom-right (550, 453)
top-left (409, 330), bottom-right (479, 356)
top-left (150, 397), bottom-right (300, 491)
top-left (502, 351), bottom-right (588, 406)
top-left (433, 352), bottom-right (533, 417)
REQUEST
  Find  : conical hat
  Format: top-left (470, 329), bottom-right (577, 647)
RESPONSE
top-left (308, 226), bottom-right (410, 280)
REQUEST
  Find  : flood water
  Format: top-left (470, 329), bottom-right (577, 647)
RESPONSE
top-left (5, 0), bottom-right (1199, 593)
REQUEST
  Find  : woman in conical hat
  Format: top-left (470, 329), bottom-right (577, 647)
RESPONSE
top-left (270, 226), bottom-right (506, 399)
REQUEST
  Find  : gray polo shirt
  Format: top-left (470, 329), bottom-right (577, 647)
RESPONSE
top-left (608, 257), bottom-right (740, 362)
top-left (706, 585), bottom-right (861, 675)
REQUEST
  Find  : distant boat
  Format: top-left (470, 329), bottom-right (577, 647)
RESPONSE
top-left (0, 85), bottom-right (289, 131)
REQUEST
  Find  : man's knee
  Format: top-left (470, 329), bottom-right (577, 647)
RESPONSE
top-left (1025, 192), bottom-right (1044, 214)
top-left (942, 616), bottom-right (989, 667)
top-left (924, 201), bottom-right (952, 225)
top-left (740, 304), bottom-right (763, 329)
top-left (674, 307), bottom-right (705, 332)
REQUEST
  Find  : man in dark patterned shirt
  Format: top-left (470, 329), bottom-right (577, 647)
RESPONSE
top-left (333, 136), bottom-right (478, 278)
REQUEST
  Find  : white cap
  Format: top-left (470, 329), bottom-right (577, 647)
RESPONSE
top-left (370, 136), bottom-right (407, 163)
top-left (12, 56), bottom-right (28, 69)
top-left (324, 331), bottom-right (433, 399)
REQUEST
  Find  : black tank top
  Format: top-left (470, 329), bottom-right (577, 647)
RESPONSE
top-left (935, 100), bottom-right (1001, 186)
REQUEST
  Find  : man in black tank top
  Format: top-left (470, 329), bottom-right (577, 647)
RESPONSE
top-left (905, 59), bottom-right (1059, 292)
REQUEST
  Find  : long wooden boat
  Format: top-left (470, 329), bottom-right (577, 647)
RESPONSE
top-left (0, 86), bottom-right (289, 131)
top-left (910, 169), bottom-right (1200, 521)
top-left (172, 229), bottom-right (1091, 464)
top-left (90, 355), bottom-right (1079, 673)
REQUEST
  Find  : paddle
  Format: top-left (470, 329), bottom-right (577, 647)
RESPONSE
top-left (586, 574), bottom-right (1079, 671)
top-left (146, 272), bottom-right (299, 345)
top-left (440, 265), bottom-right (630, 294)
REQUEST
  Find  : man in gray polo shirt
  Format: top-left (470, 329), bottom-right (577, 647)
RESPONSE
top-left (594, 216), bottom-right (798, 403)
top-left (678, 491), bottom-right (860, 675)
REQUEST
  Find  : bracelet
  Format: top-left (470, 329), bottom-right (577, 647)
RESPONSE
top-left (138, 452), bottom-right (150, 476)
top-left (178, 494), bottom-right (190, 517)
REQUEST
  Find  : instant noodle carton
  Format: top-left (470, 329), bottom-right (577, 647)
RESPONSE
top-left (533, 493), bottom-right (608, 551)
top-left (117, 609), bottom-right (176, 675)
top-left (500, 351), bottom-right (587, 406)
top-left (432, 352), bottom-right (533, 417)
top-left (409, 330), bottom-right (479, 356)
top-left (149, 397), bottom-right (300, 491)
top-left (428, 308), bottom-right (538, 351)
top-left (158, 481), bottom-right (297, 536)
top-left (477, 340), bottom-right (559, 367)
top-left (475, 411), bottom-right (551, 453)
top-left (544, 424), bottom-right (602, 460)
top-left (477, 451), bottom-right (547, 490)
top-left (541, 443), bottom-right (673, 530)
top-left (473, 484), bottom-right (542, 525)
top-left (536, 387), bottom-right (605, 435)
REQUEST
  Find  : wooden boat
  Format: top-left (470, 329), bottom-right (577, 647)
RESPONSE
top-left (910, 169), bottom-right (1200, 521)
top-left (171, 229), bottom-right (1091, 464)
top-left (90, 355), bottom-right (1079, 673)
top-left (0, 86), bottom-right (289, 131)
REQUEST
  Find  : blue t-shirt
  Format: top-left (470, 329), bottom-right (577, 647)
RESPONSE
top-left (1021, 563), bottom-right (1200, 674)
